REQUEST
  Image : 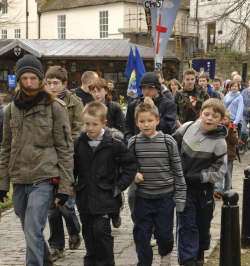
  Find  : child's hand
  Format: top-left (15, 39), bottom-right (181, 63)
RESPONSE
top-left (214, 191), bottom-right (223, 200)
top-left (135, 172), bottom-right (144, 184)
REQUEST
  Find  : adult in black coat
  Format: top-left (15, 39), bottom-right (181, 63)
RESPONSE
top-left (125, 72), bottom-right (177, 141)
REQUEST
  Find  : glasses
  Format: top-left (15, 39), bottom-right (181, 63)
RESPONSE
top-left (46, 80), bottom-right (62, 87)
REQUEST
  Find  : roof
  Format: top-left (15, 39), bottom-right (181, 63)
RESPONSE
top-left (40, 0), bottom-right (189, 12)
top-left (40, 0), bottom-right (139, 12)
top-left (0, 39), bottom-right (178, 60)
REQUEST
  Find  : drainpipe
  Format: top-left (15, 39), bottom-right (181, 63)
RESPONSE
top-left (26, 0), bottom-right (29, 39)
top-left (195, 0), bottom-right (199, 49)
top-left (38, 11), bottom-right (41, 39)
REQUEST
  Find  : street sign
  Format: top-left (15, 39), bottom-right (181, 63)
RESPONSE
top-left (8, 75), bottom-right (17, 89)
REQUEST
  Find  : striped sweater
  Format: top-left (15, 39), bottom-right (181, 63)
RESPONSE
top-left (128, 131), bottom-right (186, 212)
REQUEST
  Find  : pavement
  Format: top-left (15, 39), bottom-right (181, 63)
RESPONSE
top-left (0, 151), bottom-right (248, 266)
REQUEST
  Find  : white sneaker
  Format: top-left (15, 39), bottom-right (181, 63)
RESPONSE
top-left (150, 238), bottom-right (157, 247)
top-left (160, 254), bottom-right (171, 266)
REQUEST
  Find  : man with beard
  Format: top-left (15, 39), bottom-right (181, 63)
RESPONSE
top-left (0, 54), bottom-right (74, 266)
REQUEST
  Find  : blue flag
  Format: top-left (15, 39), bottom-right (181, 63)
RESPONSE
top-left (125, 47), bottom-right (146, 98)
top-left (135, 47), bottom-right (146, 96)
top-left (124, 47), bottom-right (135, 79)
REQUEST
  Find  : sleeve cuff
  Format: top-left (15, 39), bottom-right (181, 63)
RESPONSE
top-left (176, 202), bottom-right (186, 213)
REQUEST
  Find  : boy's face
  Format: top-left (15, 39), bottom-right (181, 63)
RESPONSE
top-left (213, 81), bottom-right (221, 91)
top-left (46, 78), bottom-right (66, 96)
top-left (200, 107), bottom-right (223, 132)
top-left (83, 114), bottom-right (106, 139)
top-left (198, 78), bottom-right (208, 89)
top-left (90, 87), bottom-right (107, 103)
top-left (136, 111), bottom-right (159, 137)
top-left (183, 74), bottom-right (195, 91)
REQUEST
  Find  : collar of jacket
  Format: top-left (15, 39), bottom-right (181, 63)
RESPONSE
top-left (62, 90), bottom-right (75, 108)
top-left (79, 130), bottom-right (114, 152)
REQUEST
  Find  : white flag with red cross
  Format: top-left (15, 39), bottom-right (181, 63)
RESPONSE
top-left (144, 0), bottom-right (181, 69)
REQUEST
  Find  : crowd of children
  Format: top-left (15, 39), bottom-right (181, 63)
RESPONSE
top-left (0, 54), bottom-right (250, 266)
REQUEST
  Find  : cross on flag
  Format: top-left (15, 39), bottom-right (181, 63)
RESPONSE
top-left (156, 14), bottom-right (168, 54)
top-left (143, 0), bottom-right (181, 69)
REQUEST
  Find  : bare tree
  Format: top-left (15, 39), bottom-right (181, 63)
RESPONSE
top-left (0, 0), bottom-right (22, 26)
top-left (215, 0), bottom-right (250, 52)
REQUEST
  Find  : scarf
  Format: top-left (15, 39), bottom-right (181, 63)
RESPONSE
top-left (14, 89), bottom-right (48, 111)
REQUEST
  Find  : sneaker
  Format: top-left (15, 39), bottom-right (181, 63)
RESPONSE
top-left (150, 238), bottom-right (157, 247)
top-left (112, 215), bottom-right (122, 228)
top-left (160, 254), bottom-right (171, 266)
top-left (69, 234), bottom-right (81, 250)
top-left (50, 248), bottom-right (64, 262)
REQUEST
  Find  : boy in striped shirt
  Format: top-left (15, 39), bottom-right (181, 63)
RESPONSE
top-left (128, 98), bottom-right (186, 266)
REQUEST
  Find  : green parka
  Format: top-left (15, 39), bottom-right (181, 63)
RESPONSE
top-left (62, 90), bottom-right (83, 141)
top-left (0, 98), bottom-right (74, 195)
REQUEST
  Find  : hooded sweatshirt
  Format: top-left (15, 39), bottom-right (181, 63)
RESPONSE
top-left (173, 120), bottom-right (227, 189)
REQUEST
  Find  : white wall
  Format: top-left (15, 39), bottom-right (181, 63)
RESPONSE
top-left (40, 3), bottom-right (126, 39)
top-left (0, 0), bottom-right (38, 39)
top-left (189, 0), bottom-right (249, 52)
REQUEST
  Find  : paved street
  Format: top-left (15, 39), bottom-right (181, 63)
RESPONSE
top-left (0, 151), bottom-right (248, 266)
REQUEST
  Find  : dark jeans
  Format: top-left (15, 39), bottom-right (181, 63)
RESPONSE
top-left (12, 182), bottom-right (53, 266)
top-left (133, 195), bottom-right (175, 266)
top-left (79, 213), bottom-right (115, 266)
top-left (177, 187), bottom-right (214, 264)
top-left (48, 198), bottom-right (81, 249)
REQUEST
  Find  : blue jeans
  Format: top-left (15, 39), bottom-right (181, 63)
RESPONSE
top-left (48, 197), bottom-right (80, 249)
top-left (133, 195), bottom-right (175, 266)
top-left (13, 181), bottom-right (54, 266)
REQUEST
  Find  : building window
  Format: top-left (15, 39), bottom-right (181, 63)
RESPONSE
top-left (58, 15), bottom-right (66, 39)
top-left (99, 10), bottom-right (108, 38)
top-left (15, 29), bottom-right (21, 39)
top-left (0, 0), bottom-right (8, 14)
top-left (207, 22), bottom-right (216, 51)
top-left (1, 29), bottom-right (7, 39)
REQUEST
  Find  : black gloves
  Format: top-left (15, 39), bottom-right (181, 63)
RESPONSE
top-left (54, 193), bottom-right (69, 206)
top-left (0, 190), bottom-right (7, 203)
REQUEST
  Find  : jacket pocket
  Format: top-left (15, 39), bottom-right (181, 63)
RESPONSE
top-left (34, 117), bottom-right (53, 147)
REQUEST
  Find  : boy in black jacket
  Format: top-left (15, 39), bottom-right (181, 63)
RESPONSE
top-left (74, 101), bottom-right (137, 266)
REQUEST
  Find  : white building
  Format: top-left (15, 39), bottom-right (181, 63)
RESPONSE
top-left (189, 0), bottom-right (250, 53)
top-left (0, 0), bottom-right (39, 39)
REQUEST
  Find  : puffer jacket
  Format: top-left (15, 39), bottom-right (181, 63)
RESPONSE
top-left (0, 98), bottom-right (74, 195)
top-left (62, 90), bottom-right (84, 141)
